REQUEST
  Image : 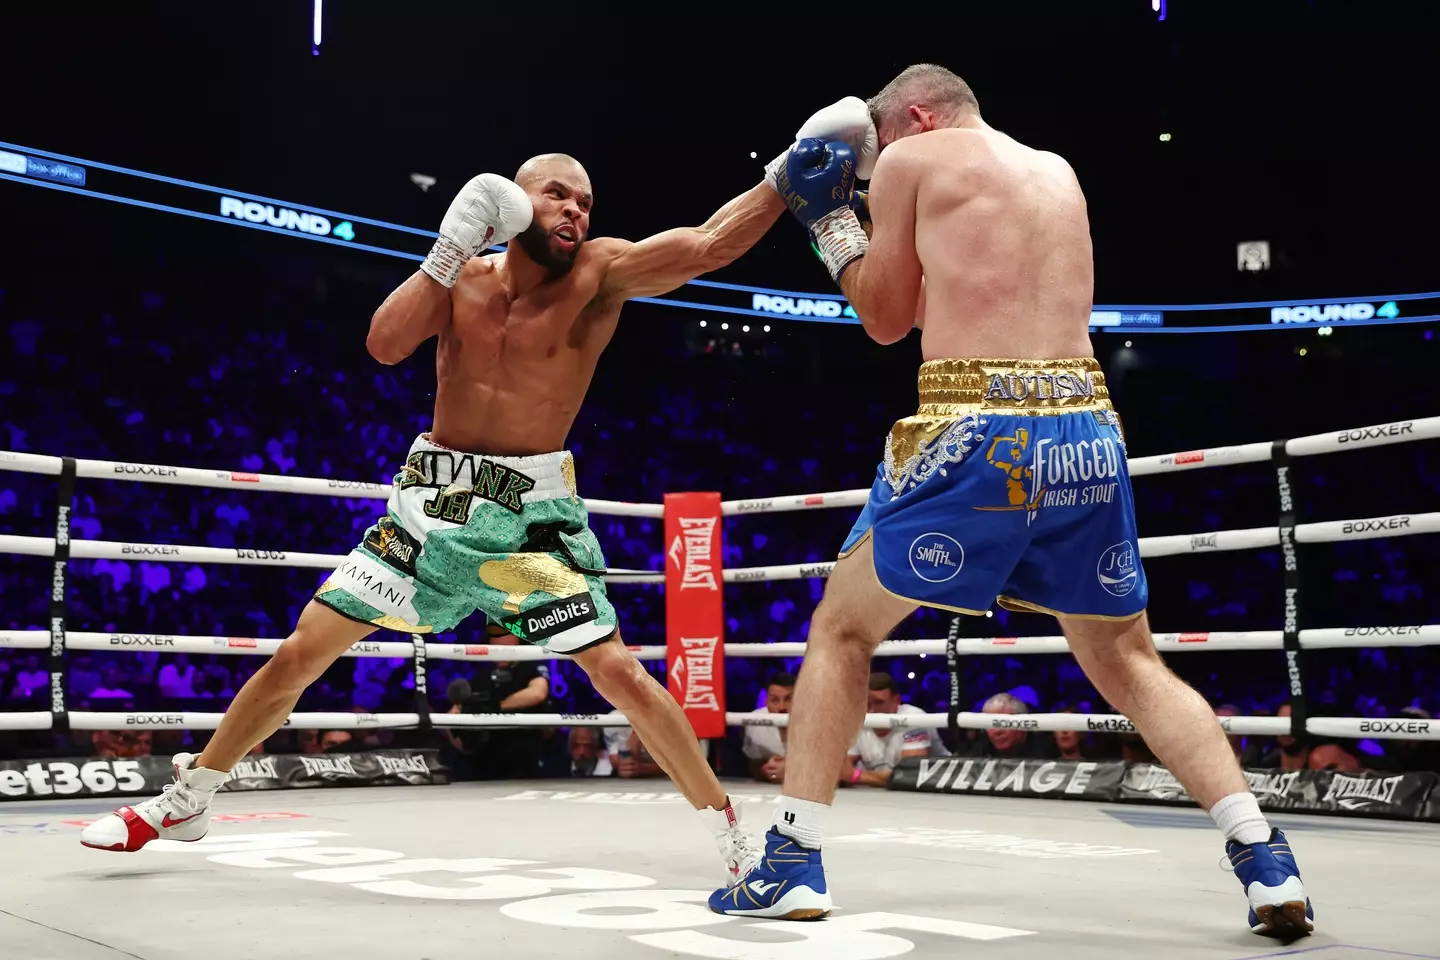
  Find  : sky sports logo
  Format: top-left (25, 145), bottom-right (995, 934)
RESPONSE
top-left (1270, 301), bottom-right (1399, 324)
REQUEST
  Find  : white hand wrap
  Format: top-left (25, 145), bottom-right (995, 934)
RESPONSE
top-left (810, 207), bottom-right (869, 282)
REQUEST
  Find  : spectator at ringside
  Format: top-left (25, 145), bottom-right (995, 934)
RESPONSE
top-left (1051, 705), bottom-right (1095, 761)
top-left (841, 673), bottom-right (947, 788)
top-left (743, 672), bottom-right (795, 784)
top-left (1215, 703), bottom-right (1268, 767)
top-left (568, 727), bottom-right (614, 777)
top-left (601, 711), bottom-right (665, 779)
top-left (959, 692), bottom-right (1057, 760)
top-left (1259, 703), bottom-right (1310, 770)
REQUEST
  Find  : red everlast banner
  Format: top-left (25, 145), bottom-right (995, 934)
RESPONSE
top-left (664, 492), bottom-right (726, 739)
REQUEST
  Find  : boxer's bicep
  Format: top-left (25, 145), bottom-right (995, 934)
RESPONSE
top-left (838, 150), bottom-right (922, 345)
top-left (598, 184), bottom-right (786, 302)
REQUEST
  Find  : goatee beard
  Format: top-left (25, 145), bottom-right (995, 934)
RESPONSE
top-left (514, 222), bottom-right (578, 276)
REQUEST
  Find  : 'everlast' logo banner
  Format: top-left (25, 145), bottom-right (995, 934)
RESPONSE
top-left (377, 755), bottom-right (431, 777)
top-left (1244, 769), bottom-right (1301, 800)
top-left (503, 594), bottom-right (597, 643)
top-left (672, 636), bottom-right (720, 711)
top-left (1122, 764), bottom-right (1191, 802)
top-left (399, 450), bottom-right (536, 517)
top-left (299, 755), bottom-right (359, 777)
top-left (226, 757), bottom-right (281, 782)
top-left (670, 517), bottom-right (719, 590)
top-left (984, 371), bottom-right (1096, 402)
top-left (363, 517), bottom-right (421, 577)
top-left (1324, 773), bottom-right (1405, 810)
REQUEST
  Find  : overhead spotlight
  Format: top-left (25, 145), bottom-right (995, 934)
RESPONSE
top-left (1298, 347), bottom-right (1308, 356)
top-left (742, 325), bottom-right (750, 333)
top-left (763, 325), bottom-right (771, 333)
top-left (699, 320), bottom-right (706, 328)
top-left (1318, 326), bottom-right (1333, 337)
top-left (1159, 132), bottom-right (1172, 142)
top-left (720, 323), bottom-right (729, 330)
top-left (985, 610), bottom-right (994, 618)
top-left (1124, 340), bottom-right (1133, 348)
top-left (907, 672), bottom-right (916, 680)
top-left (749, 151), bottom-right (758, 159)
top-left (409, 173), bottom-right (437, 192)
top-left (919, 654), bottom-right (926, 659)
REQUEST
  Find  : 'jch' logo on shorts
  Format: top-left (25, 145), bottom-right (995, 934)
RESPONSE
top-left (1097, 540), bottom-right (1139, 597)
top-left (909, 533), bottom-right (964, 583)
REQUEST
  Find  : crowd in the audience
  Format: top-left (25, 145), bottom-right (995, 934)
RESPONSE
top-left (2, 254), bottom-right (1437, 778)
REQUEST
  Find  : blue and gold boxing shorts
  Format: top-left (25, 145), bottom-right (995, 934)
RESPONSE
top-left (840, 358), bottom-right (1147, 620)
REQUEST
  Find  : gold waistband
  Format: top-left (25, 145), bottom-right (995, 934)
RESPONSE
top-left (917, 357), bottom-right (1109, 414)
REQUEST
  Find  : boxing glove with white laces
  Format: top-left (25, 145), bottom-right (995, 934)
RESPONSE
top-left (420, 174), bottom-right (533, 288)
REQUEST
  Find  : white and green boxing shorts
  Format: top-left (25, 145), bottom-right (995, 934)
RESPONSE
top-left (314, 434), bottom-right (619, 655)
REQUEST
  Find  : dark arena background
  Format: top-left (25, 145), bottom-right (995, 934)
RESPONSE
top-left (1, 3), bottom-right (1438, 959)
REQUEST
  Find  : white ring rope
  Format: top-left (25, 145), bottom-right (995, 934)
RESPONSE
top-left (0, 416), bottom-right (1436, 744)
top-left (0, 451), bottom-right (666, 516)
top-left (3, 626), bottom-right (1436, 658)
top-left (0, 708), bottom-right (1432, 741)
top-left (2, 417), bottom-right (1433, 519)
top-left (0, 509), bottom-right (1434, 584)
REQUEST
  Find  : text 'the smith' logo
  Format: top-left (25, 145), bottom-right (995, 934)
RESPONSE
top-left (669, 517), bottom-right (718, 590)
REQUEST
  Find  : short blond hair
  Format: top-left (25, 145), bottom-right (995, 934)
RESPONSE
top-left (868, 64), bottom-right (978, 129)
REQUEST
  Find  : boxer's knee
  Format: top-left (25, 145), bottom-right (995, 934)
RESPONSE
top-left (1062, 613), bottom-right (1166, 712)
top-left (266, 599), bottom-right (374, 693)
top-left (810, 595), bottom-right (883, 657)
top-left (575, 635), bottom-right (649, 707)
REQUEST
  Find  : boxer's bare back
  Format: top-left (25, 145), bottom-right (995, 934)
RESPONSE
top-left (855, 125), bottom-right (1095, 360)
top-left (369, 155), bottom-right (784, 455)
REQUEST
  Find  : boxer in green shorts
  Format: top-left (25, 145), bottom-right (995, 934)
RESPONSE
top-left (316, 440), bottom-right (618, 654)
top-left (82, 95), bottom-right (882, 883)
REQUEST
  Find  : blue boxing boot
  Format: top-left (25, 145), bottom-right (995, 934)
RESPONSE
top-left (1223, 828), bottom-right (1314, 936)
top-left (708, 829), bottom-right (832, 920)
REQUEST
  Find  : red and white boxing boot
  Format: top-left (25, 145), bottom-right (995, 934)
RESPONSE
top-left (700, 799), bottom-right (763, 886)
top-left (80, 752), bottom-right (228, 852)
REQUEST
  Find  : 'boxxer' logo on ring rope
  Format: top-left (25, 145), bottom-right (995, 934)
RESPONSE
top-left (909, 533), bottom-right (964, 583)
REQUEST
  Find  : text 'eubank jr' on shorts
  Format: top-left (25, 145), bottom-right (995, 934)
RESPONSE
top-left (313, 434), bottom-right (619, 655)
top-left (840, 358), bottom-right (1148, 620)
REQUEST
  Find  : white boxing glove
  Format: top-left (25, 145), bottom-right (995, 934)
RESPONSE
top-left (420, 173), bottom-right (533, 288)
top-left (765, 96), bottom-right (880, 192)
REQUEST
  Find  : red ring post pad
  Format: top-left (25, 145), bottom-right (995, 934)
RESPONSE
top-left (663, 493), bottom-right (727, 739)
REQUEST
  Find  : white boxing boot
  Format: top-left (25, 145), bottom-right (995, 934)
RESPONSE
top-left (700, 798), bottom-right (763, 886)
top-left (80, 752), bottom-right (228, 852)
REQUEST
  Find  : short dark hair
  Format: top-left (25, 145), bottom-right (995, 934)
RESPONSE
top-left (867, 672), bottom-right (897, 693)
top-left (869, 63), bottom-right (979, 129)
top-left (767, 672), bottom-right (797, 689)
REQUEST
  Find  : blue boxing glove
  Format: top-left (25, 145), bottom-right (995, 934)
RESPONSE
top-left (777, 138), bottom-right (869, 282)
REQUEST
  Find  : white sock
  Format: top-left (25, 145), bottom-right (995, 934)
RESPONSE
top-left (773, 796), bottom-right (828, 850)
top-left (1210, 792), bottom-right (1271, 846)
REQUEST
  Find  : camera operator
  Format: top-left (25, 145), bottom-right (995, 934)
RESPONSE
top-left (442, 622), bottom-right (551, 780)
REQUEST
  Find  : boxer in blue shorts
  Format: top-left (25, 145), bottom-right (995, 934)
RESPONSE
top-left (714, 65), bottom-right (1313, 939)
top-left (840, 357), bottom-right (1144, 619)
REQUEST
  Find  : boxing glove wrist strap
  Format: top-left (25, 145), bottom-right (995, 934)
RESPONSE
top-left (421, 237), bottom-right (470, 288)
top-left (811, 207), bottom-right (868, 282)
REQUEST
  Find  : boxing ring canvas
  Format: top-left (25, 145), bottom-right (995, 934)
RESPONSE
top-left (1, 782), bottom-right (1437, 960)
